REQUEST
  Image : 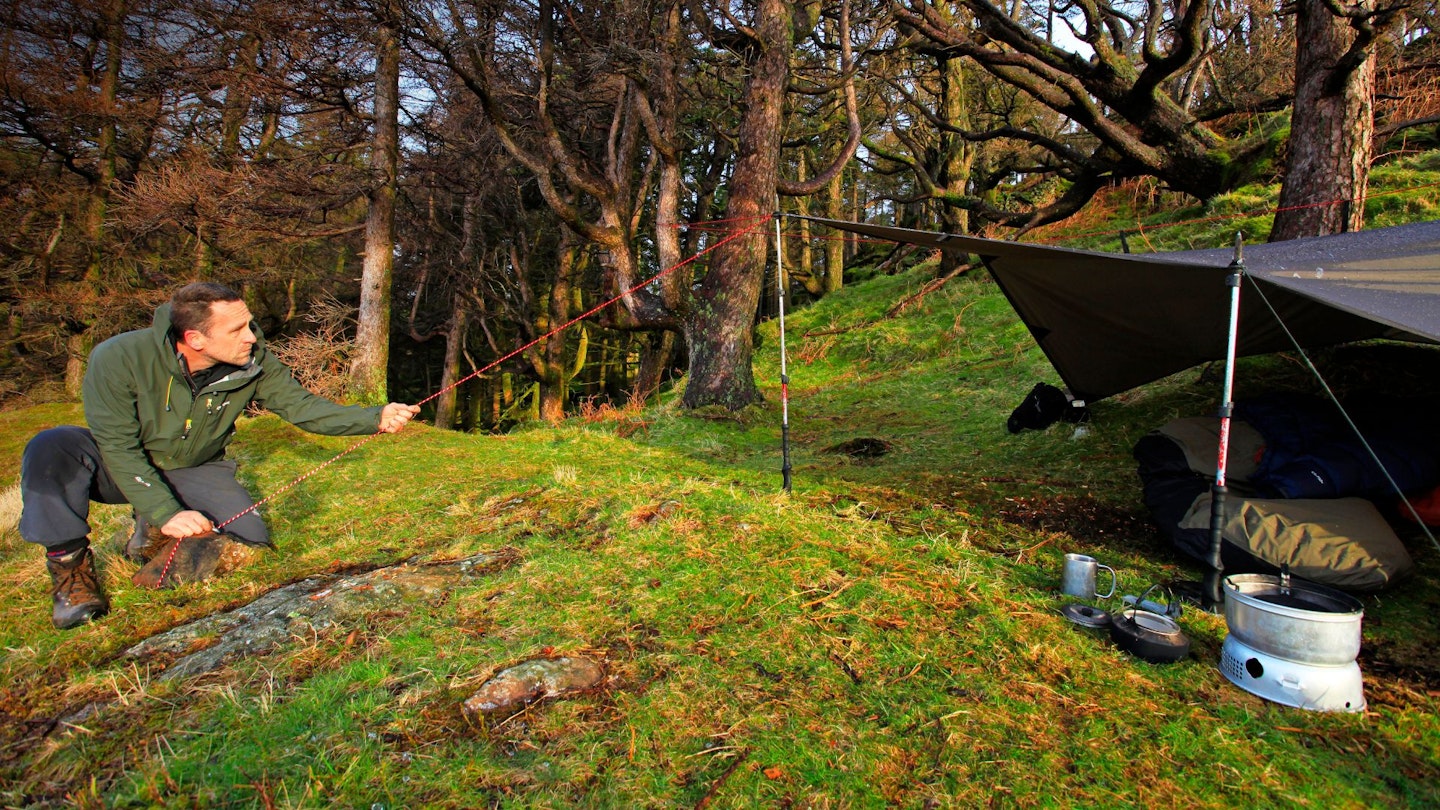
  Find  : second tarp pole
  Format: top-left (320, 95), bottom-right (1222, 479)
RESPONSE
top-left (775, 211), bottom-right (793, 493)
top-left (1205, 233), bottom-right (1245, 610)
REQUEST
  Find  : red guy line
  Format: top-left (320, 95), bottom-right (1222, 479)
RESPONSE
top-left (203, 220), bottom-right (767, 545)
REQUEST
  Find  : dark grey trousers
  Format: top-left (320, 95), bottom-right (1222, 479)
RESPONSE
top-left (19, 426), bottom-right (268, 550)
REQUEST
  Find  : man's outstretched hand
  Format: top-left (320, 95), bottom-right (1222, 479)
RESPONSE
top-left (379, 403), bottom-right (421, 433)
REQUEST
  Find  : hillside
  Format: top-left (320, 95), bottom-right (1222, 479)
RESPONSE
top-left (2, 234), bottom-right (1440, 806)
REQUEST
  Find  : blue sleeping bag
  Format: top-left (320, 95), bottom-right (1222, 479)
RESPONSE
top-left (1236, 395), bottom-right (1440, 499)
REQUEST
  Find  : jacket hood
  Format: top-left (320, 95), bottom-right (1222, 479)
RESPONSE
top-left (151, 302), bottom-right (175, 345)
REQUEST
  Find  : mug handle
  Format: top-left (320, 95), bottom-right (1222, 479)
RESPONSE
top-left (1096, 564), bottom-right (1118, 599)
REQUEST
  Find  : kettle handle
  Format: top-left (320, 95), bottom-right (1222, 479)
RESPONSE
top-left (1135, 583), bottom-right (1181, 619)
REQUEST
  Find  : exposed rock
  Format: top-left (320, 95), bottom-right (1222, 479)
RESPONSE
top-left (461, 656), bottom-right (606, 719)
top-left (124, 548), bottom-right (519, 680)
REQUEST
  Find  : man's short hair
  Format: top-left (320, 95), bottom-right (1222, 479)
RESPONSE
top-left (170, 282), bottom-right (243, 337)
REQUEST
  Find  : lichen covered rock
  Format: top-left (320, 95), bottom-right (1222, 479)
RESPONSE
top-left (462, 656), bottom-right (606, 719)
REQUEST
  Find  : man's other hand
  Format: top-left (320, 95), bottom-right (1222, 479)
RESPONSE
top-left (379, 403), bottom-right (421, 433)
top-left (161, 510), bottom-right (216, 539)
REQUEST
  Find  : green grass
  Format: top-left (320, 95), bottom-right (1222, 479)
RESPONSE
top-left (0, 402), bottom-right (85, 483)
top-left (2, 171), bottom-right (1439, 806)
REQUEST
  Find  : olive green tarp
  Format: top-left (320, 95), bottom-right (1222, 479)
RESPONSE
top-left (792, 216), bottom-right (1440, 402)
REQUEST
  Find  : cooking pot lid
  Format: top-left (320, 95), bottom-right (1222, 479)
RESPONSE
top-left (1061, 603), bottom-right (1112, 628)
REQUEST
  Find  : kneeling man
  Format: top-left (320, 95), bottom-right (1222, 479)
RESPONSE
top-left (20, 282), bottom-right (420, 628)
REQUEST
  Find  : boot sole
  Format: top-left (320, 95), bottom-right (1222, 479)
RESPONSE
top-left (53, 603), bottom-right (108, 630)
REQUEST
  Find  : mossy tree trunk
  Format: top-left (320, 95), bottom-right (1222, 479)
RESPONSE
top-left (434, 293), bottom-right (467, 429)
top-left (824, 170), bottom-right (846, 294)
top-left (1270, 0), bottom-right (1382, 240)
top-left (680, 0), bottom-right (791, 410)
top-left (348, 6), bottom-right (400, 405)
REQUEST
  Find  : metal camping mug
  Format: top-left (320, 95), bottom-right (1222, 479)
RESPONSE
top-left (1061, 553), bottom-right (1117, 600)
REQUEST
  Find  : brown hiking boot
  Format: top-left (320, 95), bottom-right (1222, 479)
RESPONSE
top-left (124, 523), bottom-right (171, 565)
top-left (47, 547), bottom-right (109, 630)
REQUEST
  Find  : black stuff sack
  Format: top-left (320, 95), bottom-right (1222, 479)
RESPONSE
top-left (1007, 383), bottom-right (1087, 433)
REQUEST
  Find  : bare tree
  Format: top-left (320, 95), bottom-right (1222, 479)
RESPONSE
top-left (0, 0), bottom-right (402, 398)
top-left (0, 0), bottom-right (162, 394)
top-left (406, 0), bottom-right (866, 409)
top-left (892, 0), bottom-right (1288, 230)
top-left (894, 0), bottom-right (1416, 238)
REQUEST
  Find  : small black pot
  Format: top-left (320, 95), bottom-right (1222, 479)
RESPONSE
top-left (1111, 608), bottom-right (1190, 664)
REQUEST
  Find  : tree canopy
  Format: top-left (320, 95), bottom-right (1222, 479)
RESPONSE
top-left (1, 0), bottom-right (1435, 416)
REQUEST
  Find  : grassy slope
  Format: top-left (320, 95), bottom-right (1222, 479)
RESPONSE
top-left (2, 184), bottom-right (1439, 807)
top-left (1029, 151), bottom-right (1440, 253)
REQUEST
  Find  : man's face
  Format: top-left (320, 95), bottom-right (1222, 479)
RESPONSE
top-left (193, 300), bottom-right (257, 368)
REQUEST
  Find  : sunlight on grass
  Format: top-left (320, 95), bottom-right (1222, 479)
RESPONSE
top-left (2, 173), bottom-right (1439, 806)
top-left (0, 485), bottom-right (19, 540)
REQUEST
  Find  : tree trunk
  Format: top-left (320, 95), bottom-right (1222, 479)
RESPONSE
top-left (520, 238), bottom-right (583, 423)
top-left (681, 0), bottom-right (789, 410)
top-left (848, 178), bottom-right (860, 263)
top-left (632, 329), bottom-right (677, 405)
top-left (67, 0), bottom-right (125, 398)
top-left (824, 170), bottom-right (846, 294)
top-left (489, 375), bottom-right (502, 427)
top-left (797, 211), bottom-right (816, 296)
top-left (648, 1), bottom-right (687, 316)
top-left (195, 31), bottom-right (262, 278)
top-left (792, 155), bottom-right (822, 297)
top-left (86, 0), bottom-right (123, 281)
top-left (1270, 0), bottom-right (1376, 240)
top-left (65, 333), bottom-right (94, 399)
top-left (936, 53), bottom-right (974, 274)
top-left (434, 294), bottom-right (467, 429)
top-left (349, 9), bottom-right (400, 403)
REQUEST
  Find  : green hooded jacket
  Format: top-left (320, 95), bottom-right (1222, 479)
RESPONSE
top-left (82, 302), bottom-right (384, 527)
